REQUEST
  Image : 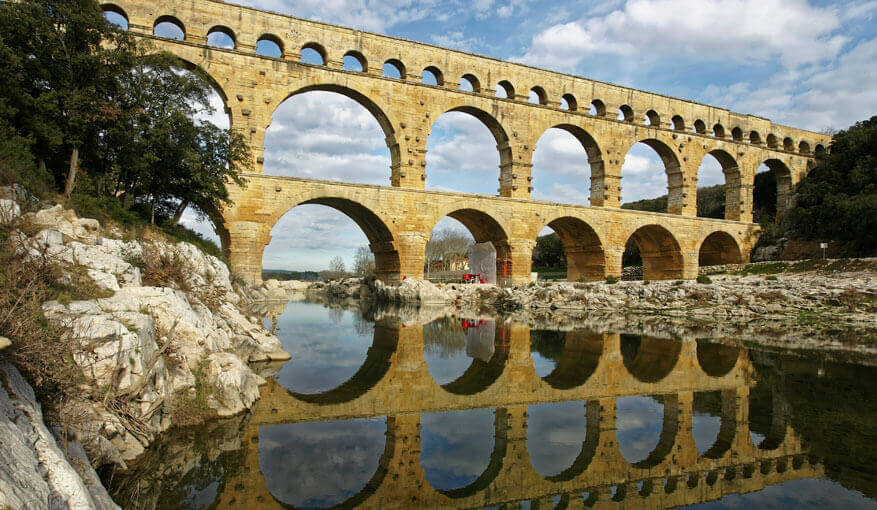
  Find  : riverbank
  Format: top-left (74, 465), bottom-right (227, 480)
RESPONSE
top-left (252, 260), bottom-right (877, 355)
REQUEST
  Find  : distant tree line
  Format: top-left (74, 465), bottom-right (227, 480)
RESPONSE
top-left (0, 0), bottom-right (250, 228)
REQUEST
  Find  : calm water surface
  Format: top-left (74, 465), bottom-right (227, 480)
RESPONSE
top-left (108, 300), bottom-right (877, 509)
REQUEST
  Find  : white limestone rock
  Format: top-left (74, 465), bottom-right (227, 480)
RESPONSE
top-left (0, 362), bottom-right (119, 510)
top-left (0, 198), bottom-right (20, 224)
top-left (200, 352), bottom-right (263, 417)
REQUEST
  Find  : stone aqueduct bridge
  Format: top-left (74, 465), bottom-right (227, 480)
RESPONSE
top-left (102, 0), bottom-right (832, 284)
top-left (213, 319), bottom-right (821, 508)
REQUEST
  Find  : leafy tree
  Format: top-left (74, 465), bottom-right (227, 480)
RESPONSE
top-left (532, 233), bottom-right (564, 269)
top-left (0, 0), bottom-right (137, 196)
top-left (788, 116), bottom-right (877, 253)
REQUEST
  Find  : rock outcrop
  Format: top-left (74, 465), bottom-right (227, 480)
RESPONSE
top-left (0, 192), bottom-right (292, 502)
top-left (0, 362), bottom-right (118, 510)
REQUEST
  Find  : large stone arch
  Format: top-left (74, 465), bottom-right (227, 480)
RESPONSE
top-left (538, 215), bottom-right (606, 281)
top-left (622, 137), bottom-right (685, 214)
top-left (698, 231), bottom-right (744, 267)
top-left (624, 224), bottom-right (685, 280)
top-left (531, 123), bottom-right (604, 204)
top-left (428, 207), bottom-right (513, 282)
top-left (266, 194), bottom-right (402, 283)
top-left (426, 105), bottom-right (513, 195)
top-left (698, 148), bottom-right (744, 221)
top-left (759, 158), bottom-right (794, 220)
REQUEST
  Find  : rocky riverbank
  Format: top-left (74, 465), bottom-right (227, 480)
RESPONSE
top-left (0, 190), bottom-right (290, 508)
top-left (250, 262), bottom-right (877, 354)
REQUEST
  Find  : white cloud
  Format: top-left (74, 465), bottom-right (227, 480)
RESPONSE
top-left (700, 38), bottom-right (877, 131)
top-left (241, 0), bottom-right (441, 32)
top-left (517, 0), bottom-right (848, 72)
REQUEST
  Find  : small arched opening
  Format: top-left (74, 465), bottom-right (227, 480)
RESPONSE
top-left (460, 73), bottom-right (481, 92)
top-left (783, 137), bottom-right (795, 152)
top-left (153, 15), bottom-right (185, 40)
top-left (421, 66), bottom-right (444, 86)
top-left (101, 4), bottom-right (128, 29)
top-left (713, 123), bottom-right (726, 138)
top-left (731, 126), bottom-right (743, 141)
top-left (590, 99), bottom-right (606, 117)
top-left (529, 86), bottom-right (548, 105)
top-left (495, 80), bottom-right (515, 99)
top-left (645, 110), bottom-right (661, 127)
top-left (749, 131), bottom-right (762, 145)
top-left (766, 133), bottom-right (779, 148)
top-left (256, 34), bottom-right (284, 58)
top-left (342, 51), bottom-right (367, 72)
top-left (693, 119), bottom-right (706, 134)
top-left (300, 42), bottom-right (327, 65)
top-left (618, 104), bottom-right (634, 122)
top-left (671, 115), bottom-right (685, 131)
top-left (815, 144), bottom-right (826, 157)
top-left (560, 93), bottom-right (578, 111)
top-left (798, 141), bottom-right (811, 155)
top-left (206, 25), bottom-right (236, 49)
top-left (382, 58), bottom-right (406, 79)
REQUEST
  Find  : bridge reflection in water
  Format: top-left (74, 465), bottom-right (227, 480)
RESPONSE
top-left (212, 312), bottom-right (821, 509)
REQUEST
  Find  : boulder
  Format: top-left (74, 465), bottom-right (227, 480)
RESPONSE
top-left (200, 352), bottom-right (263, 417)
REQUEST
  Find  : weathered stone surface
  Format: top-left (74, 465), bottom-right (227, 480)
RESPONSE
top-left (200, 353), bottom-right (263, 417)
top-left (26, 205), bottom-right (101, 244)
top-left (0, 362), bottom-right (119, 510)
top-left (0, 198), bottom-right (20, 224)
top-left (105, 0), bottom-right (828, 286)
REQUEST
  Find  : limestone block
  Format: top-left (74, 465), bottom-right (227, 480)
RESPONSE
top-left (0, 198), bottom-right (20, 224)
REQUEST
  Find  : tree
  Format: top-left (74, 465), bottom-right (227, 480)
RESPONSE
top-left (324, 256), bottom-right (346, 280)
top-left (0, 0), bottom-right (137, 197)
top-left (532, 233), bottom-right (564, 269)
top-left (425, 228), bottom-right (473, 272)
top-left (352, 246), bottom-right (375, 277)
top-left (788, 117), bottom-right (877, 253)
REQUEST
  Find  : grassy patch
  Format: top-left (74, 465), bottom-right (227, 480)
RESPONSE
top-left (733, 262), bottom-right (789, 275)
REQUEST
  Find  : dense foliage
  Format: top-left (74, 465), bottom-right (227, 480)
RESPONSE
top-left (0, 0), bottom-right (250, 227)
top-left (532, 233), bottom-right (564, 269)
top-left (789, 117), bottom-right (876, 253)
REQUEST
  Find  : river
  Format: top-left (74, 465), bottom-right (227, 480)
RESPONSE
top-left (106, 300), bottom-right (877, 509)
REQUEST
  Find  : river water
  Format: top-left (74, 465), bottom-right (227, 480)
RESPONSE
top-left (107, 300), bottom-right (877, 509)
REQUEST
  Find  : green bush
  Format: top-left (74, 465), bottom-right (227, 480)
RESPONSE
top-left (696, 275), bottom-right (712, 284)
top-left (604, 275), bottom-right (618, 284)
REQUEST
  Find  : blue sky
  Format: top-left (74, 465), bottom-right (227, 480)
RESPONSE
top-left (170, 0), bottom-right (877, 271)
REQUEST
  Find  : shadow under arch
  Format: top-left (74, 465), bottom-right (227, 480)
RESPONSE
top-left (625, 225), bottom-right (684, 280)
top-left (541, 331), bottom-right (603, 390)
top-left (269, 196), bottom-right (402, 283)
top-left (698, 231), bottom-right (743, 267)
top-left (541, 215), bottom-right (605, 281)
top-left (696, 340), bottom-right (742, 377)
top-left (437, 408), bottom-right (511, 499)
top-left (439, 327), bottom-right (509, 395)
top-left (286, 320), bottom-right (399, 405)
top-left (621, 335), bottom-right (682, 383)
top-left (700, 149), bottom-right (744, 221)
top-left (273, 83), bottom-right (401, 173)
